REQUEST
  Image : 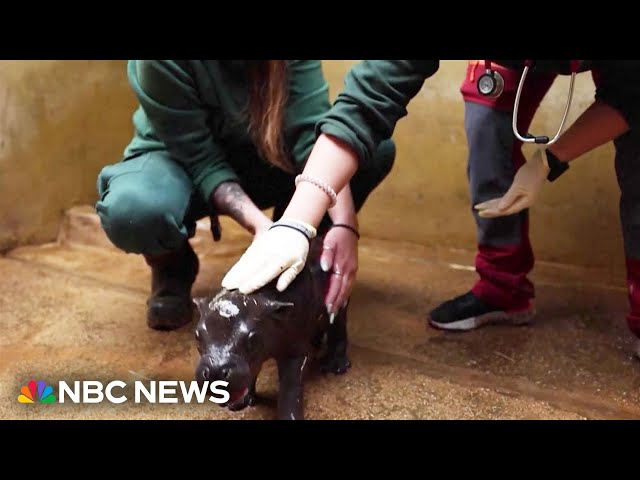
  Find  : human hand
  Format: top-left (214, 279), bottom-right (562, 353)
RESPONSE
top-left (320, 224), bottom-right (360, 319)
top-left (221, 218), bottom-right (316, 294)
top-left (252, 215), bottom-right (273, 240)
top-left (474, 148), bottom-right (550, 218)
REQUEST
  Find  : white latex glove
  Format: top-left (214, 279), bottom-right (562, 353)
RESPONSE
top-left (474, 148), bottom-right (550, 218)
top-left (221, 221), bottom-right (312, 294)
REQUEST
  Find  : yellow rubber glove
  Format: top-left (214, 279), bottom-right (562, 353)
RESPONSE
top-left (474, 148), bottom-right (551, 218)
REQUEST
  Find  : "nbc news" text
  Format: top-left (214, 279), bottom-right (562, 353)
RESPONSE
top-left (57, 380), bottom-right (230, 404)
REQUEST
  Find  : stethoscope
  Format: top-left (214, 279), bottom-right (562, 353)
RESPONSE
top-left (476, 60), bottom-right (581, 146)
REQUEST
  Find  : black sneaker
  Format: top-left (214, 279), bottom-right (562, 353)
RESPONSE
top-left (427, 291), bottom-right (535, 332)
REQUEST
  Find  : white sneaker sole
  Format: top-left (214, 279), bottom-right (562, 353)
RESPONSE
top-left (428, 307), bottom-right (536, 332)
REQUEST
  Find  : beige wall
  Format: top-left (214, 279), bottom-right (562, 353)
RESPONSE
top-left (0, 60), bottom-right (626, 274)
top-left (0, 60), bottom-right (137, 253)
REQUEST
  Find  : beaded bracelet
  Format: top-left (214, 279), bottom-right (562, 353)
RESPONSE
top-left (295, 174), bottom-right (338, 208)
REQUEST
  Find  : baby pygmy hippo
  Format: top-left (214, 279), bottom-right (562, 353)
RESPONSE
top-left (194, 237), bottom-right (351, 420)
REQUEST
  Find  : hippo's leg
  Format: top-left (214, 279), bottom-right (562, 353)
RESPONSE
top-left (227, 377), bottom-right (258, 411)
top-left (276, 355), bottom-right (308, 420)
top-left (320, 303), bottom-right (351, 375)
top-left (311, 330), bottom-right (324, 350)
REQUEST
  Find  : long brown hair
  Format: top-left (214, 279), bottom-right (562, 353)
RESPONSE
top-left (245, 60), bottom-right (292, 173)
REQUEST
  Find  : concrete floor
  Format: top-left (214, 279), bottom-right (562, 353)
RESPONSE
top-left (2, 206), bottom-right (640, 420)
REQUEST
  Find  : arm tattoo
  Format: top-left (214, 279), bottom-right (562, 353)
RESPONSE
top-left (211, 182), bottom-right (255, 234)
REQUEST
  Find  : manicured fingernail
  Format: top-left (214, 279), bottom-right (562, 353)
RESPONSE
top-left (329, 313), bottom-right (336, 324)
top-left (321, 259), bottom-right (330, 272)
top-left (326, 304), bottom-right (333, 314)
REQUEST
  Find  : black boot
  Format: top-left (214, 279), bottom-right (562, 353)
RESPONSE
top-left (143, 241), bottom-right (199, 331)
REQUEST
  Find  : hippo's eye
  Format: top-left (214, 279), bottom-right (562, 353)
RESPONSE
top-left (247, 331), bottom-right (262, 353)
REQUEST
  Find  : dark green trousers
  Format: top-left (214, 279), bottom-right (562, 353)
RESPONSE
top-left (96, 140), bottom-right (396, 255)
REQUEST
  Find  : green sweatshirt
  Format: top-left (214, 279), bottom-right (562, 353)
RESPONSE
top-left (316, 60), bottom-right (440, 167)
top-left (124, 60), bottom-right (331, 204)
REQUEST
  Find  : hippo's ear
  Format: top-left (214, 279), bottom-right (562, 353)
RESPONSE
top-left (265, 300), bottom-right (295, 313)
top-left (193, 297), bottom-right (208, 316)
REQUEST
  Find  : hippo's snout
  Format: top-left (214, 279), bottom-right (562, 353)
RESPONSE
top-left (196, 352), bottom-right (251, 404)
top-left (197, 357), bottom-right (234, 382)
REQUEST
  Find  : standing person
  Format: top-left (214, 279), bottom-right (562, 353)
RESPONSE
top-left (474, 62), bottom-right (640, 357)
top-left (96, 60), bottom-right (396, 331)
top-left (427, 60), bottom-right (557, 331)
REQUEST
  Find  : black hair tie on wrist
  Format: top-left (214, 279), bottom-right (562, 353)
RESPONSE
top-left (269, 223), bottom-right (311, 241)
top-left (331, 223), bottom-right (360, 239)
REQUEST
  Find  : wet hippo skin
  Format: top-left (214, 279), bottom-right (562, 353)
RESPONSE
top-left (194, 236), bottom-right (351, 420)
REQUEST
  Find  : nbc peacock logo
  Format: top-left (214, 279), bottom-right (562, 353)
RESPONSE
top-left (18, 380), bottom-right (57, 404)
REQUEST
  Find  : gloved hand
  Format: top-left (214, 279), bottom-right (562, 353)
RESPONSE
top-left (221, 219), bottom-right (314, 294)
top-left (474, 148), bottom-right (550, 218)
